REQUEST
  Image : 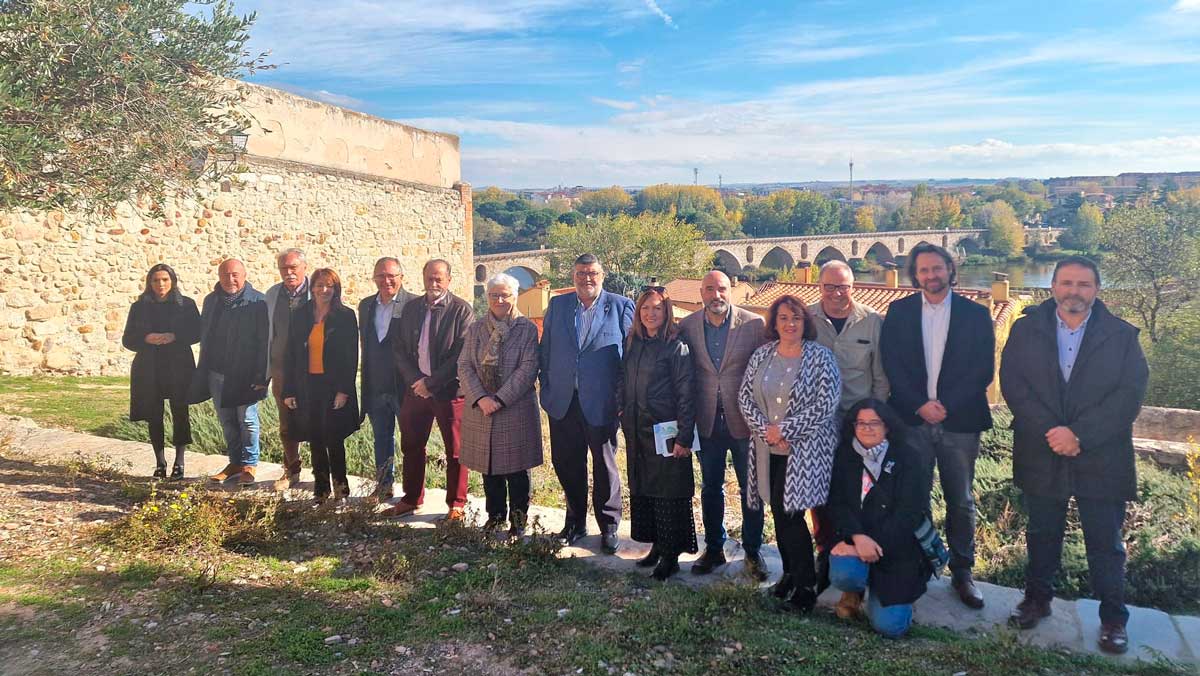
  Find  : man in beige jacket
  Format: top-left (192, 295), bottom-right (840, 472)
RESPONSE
top-left (808, 260), bottom-right (889, 412)
top-left (679, 270), bottom-right (768, 579)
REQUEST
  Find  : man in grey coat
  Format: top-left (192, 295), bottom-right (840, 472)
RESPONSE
top-left (808, 260), bottom-right (889, 412)
top-left (264, 248), bottom-right (311, 491)
top-left (679, 270), bottom-right (768, 579)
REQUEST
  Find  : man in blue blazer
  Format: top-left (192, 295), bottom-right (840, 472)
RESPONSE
top-left (539, 253), bottom-right (635, 553)
top-left (880, 243), bottom-right (994, 610)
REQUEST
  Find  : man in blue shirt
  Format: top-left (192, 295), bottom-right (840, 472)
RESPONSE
top-left (539, 254), bottom-right (634, 553)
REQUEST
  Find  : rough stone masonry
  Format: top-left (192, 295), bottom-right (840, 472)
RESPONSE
top-left (0, 84), bottom-right (472, 375)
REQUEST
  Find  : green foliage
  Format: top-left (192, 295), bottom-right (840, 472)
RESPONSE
top-left (1143, 303), bottom-right (1200, 408)
top-left (576, 185), bottom-right (632, 216)
top-left (635, 183), bottom-right (725, 218)
top-left (1102, 203), bottom-right (1200, 342)
top-left (106, 485), bottom-right (236, 552)
top-left (545, 212), bottom-right (707, 286)
top-left (975, 200), bottom-right (1023, 256)
top-left (741, 189), bottom-right (840, 237)
top-left (1060, 202), bottom-right (1103, 252)
top-left (0, 0), bottom-right (270, 213)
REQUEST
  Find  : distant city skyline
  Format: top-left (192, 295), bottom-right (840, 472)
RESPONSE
top-left (235, 0), bottom-right (1200, 187)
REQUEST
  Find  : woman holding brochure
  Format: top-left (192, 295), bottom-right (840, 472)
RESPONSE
top-left (620, 286), bottom-right (698, 580)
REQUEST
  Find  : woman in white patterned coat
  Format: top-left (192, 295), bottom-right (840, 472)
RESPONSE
top-left (739, 294), bottom-right (841, 613)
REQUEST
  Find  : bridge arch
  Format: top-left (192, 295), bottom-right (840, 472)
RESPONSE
top-left (957, 237), bottom-right (983, 255)
top-left (501, 266), bottom-right (540, 290)
top-left (745, 245), bottom-right (755, 265)
top-left (865, 242), bottom-right (895, 264)
top-left (814, 245), bottom-right (847, 264)
top-left (897, 237), bottom-right (906, 253)
top-left (475, 264), bottom-right (488, 283)
top-left (713, 249), bottom-right (742, 275)
top-left (801, 243), bottom-right (809, 260)
top-left (760, 246), bottom-right (795, 270)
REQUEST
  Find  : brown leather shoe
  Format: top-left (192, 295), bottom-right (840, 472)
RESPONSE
top-left (442, 507), bottom-right (466, 523)
top-left (272, 472), bottom-right (301, 491)
top-left (380, 501), bottom-right (418, 518)
top-left (1099, 623), bottom-right (1129, 654)
top-left (1008, 595), bottom-right (1052, 629)
top-left (835, 591), bottom-right (863, 620)
top-left (952, 572), bottom-right (985, 609)
top-left (209, 464), bottom-right (241, 482)
top-left (235, 466), bottom-right (257, 486)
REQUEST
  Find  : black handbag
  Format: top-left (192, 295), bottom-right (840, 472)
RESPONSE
top-left (914, 515), bottom-right (950, 578)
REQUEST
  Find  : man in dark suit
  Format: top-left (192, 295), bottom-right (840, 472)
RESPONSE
top-left (539, 253), bottom-right (634, 553)
top-left (357, 257), bottom-right (416, 500)
top-left (880, 243), bottom-right (994, 609)
top-left (382, 259), bottom-right (474, 520)
top-left (678, 270), bottom-right (768, 578)
top-left (1001, 256), bottom-right (1147, 655)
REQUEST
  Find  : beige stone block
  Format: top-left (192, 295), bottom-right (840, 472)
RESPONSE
top-left (27, 317), bottom-right (66, 337)
top-left (44, 347), bottom-right (75, 371)
top-left (25, 304), bottom-right (60, 321)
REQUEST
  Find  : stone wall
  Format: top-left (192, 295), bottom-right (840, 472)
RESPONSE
top-left (0, 156), bottom-right (472, 375)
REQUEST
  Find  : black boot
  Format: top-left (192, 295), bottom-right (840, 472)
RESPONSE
top-left (636, 545), bottom-right (661, 568)
top-left (169, 465), bottom-right (184, 481)
top-left (771, 574), bottom-right (794, 599)
top-left (152, 463), bottom-right (167, 479)
top-left (652, 553), bottom-right (680, 581)
top-left (788, 586), bottom-right (817, 614)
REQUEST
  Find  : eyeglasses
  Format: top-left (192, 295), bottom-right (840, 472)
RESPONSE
top-left (373, 274), bottom-right (399, 281)
top-left (854, 421), bottom-right (885, 430)
top-left (487, 293), bottom-right (513, 301)
top-left (574, 270), bottom-right (602, 279)
top-left (642, 285), bottom-right (666, 294)
top-left (822, 284), bottom-right (851, 293)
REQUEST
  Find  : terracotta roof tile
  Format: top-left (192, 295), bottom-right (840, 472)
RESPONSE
top-left (743, 282), bottom-right (1009, 325)
top-left (663, 278), bottom-right (758, 306)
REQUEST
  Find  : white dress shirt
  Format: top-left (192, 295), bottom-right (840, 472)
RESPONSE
top-left (920, 292), bottom-right (952, 401)
top-left (375, 294), bottom-right (396, 343)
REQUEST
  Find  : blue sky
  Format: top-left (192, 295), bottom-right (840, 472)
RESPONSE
top-left (234, 0), bottom-right (1200, 188)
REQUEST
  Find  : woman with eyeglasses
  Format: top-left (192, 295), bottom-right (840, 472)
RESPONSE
top-left (621, 287), bottom-right (697, 580)
top-left (738, 295), bottom-right (841, 612)
top-left (826, 398), bottom-right (932, 638)
top-left (283, 268), bottom-right (360, 502)
top-left (122, 263), bottom-right (202, 479)
top-left (457, 273), bottom-right (542, 537)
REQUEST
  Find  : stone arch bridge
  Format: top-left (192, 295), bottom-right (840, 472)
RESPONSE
top-left (474, 228), bottom-right (1063, 284)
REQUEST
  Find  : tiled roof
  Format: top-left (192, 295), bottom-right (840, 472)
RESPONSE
top-left (663, 278), bottom-right (759, 306)
top-left (744, 282), bottom-right (1010, 324)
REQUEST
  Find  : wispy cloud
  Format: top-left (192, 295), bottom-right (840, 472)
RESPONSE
top-left (1173, 0), bottom-right (1200, 13)
top-left (643, 0), bottom-right (676, 28)
top-left (591, 97), bottom-right (639, 111)
top-left (267, 83), bottom-right (365, 109)
top-left (947, 33), bottom-right (1023, 44)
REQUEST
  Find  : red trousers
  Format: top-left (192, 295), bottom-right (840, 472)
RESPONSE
top-left (398, 392), bottom-right (468, 509)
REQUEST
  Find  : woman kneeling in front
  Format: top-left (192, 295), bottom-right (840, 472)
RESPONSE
top-left (828, 398), bottom-right (933, 638)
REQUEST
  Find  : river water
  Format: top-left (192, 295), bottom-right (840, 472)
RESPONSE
top-left (863, 261), bottom-right (1060, 290)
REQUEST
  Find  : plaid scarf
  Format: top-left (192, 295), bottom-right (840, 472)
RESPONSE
top-left (479, 305), bottom-right (522, 393)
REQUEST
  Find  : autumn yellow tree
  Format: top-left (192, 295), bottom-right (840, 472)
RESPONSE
top-left (577, 186), bottom-right (633, 216)
top-left (853, 206), bottom-right (877, 232)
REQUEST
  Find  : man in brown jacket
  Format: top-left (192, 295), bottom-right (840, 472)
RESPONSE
top-left (679, 270), bottom-right (768, 579)
top-left (382, 259), bottom-right (474, 520)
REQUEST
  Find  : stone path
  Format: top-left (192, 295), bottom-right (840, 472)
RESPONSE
top-left (3, 414), bottom-right (1197, 667)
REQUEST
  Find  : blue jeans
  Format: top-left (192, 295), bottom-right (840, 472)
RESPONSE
top-left (367, 394), bottom-right (401, 486)
top-left (829, 554), bottom-right (914, 639)
top-left (697, 424), bottom-right (763, 554)
top-left (208, 372), bottom-right (260, 467)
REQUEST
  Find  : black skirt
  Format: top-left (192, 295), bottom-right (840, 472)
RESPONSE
top-left (630, 496), bottom-right (698, 555)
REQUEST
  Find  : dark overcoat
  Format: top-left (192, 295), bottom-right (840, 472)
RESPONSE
top-left (828, 437), bottom-right (933, 607)
top-left (282, 302), bottom-right (361, 442)
top-left (621, 333), bottom-right (696, 500)
top-left (999, 298), bottom-right (1148, 501)
top-left (122, 295), bottom-right (201, 420)
top-left (191, 283), bottom-right (269, 408)
top-left (457, 317), bottom-right (544, 475)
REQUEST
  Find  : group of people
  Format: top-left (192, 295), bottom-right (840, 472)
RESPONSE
top-left (124, 243), bottom-right (1146, 650)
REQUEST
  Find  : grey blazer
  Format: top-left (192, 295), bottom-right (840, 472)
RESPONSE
top-left (678, 305), bottom-right (767, 439)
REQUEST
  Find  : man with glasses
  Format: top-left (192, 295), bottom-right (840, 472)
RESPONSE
top-left (539, 253), bottom-right (634, 553)
top-left (357, 257), bottom-right (416, 499)
top-left (809, 260), bottom-right (889, 412)
top-left (808, 260), bottom-right (890, 592)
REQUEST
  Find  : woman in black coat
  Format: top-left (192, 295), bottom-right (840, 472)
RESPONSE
top-left (122, 264), bottom-right (201, 479)
top-left (621, 287), bottom-right (697, 580)
top-left (827, 398), bottom-right (933, 638)
top-left (283, 268), bottom-right (360, 501)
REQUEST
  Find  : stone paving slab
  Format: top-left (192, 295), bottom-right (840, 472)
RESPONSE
top-left (2, 414), bottom-right (1196, 667)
